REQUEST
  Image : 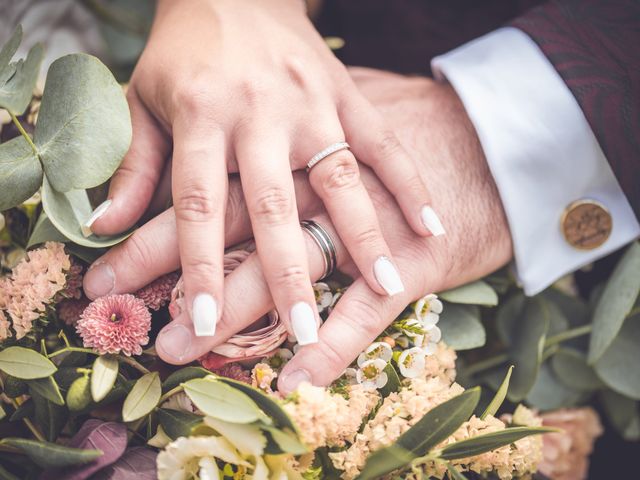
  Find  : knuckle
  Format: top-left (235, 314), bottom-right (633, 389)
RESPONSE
top-left (123, 232), bottom-right (157, 272)
top-left (181, 255), bottom-right (219, 279)
top-left (376, 130), bottom-right (403, 161)
top-left (320, 152), bottom-right (360, 192)
top-left (342, 294), bottom-right (385, 337)
top-left (353, 226), bottom-right (383, 250)
top-left (273, 264), bottom-right (307, 288)
top-left (237, 78), bottom-right (271, 107)
top-left (318, 338), bottom-right (352, 372)
top-left (251, 186), bottom-right (294, 225)
top-left (404, 173), bottom-right (427, 198)
top-left (172, 70), bottom-right (216, 113)
top-left (174, 184), bottom-right (219, 223)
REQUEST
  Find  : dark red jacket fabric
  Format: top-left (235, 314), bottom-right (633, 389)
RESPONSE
top-left (317, 0), bottom-right (640, 215)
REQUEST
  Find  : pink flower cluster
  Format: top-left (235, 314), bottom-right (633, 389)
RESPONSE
top-left (0, 242), bottom-right (71, 340)
top-left (135, 272), bottom-right (179, 311)
top-left (76, 294), bottom-right (151, 356)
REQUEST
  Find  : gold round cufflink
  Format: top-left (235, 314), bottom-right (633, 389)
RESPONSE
top-left (561, 199), bottom-right (612, 250)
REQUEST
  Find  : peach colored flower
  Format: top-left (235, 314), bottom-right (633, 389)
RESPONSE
top-left (76, 294), bottom-right (151, 356)
top-left (538, 407), bottom-right (603, 480)
top-left (135, 272), bottom-right (179, 311)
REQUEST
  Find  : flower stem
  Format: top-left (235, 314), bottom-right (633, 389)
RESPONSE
top-left (48, 346), bottom-right (97, 359)
top-left (118, 355), bottom-right (151, 374)
top-left (9, 112), bottom-right (38, 156)
top-left (464, 324), bottom-right (593, 377)
top-left (158, 385), bottom-right (184, 405)
top-left (11, 399), bottom-right (45, 442)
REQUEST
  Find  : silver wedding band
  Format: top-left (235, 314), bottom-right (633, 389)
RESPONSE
top-left (306, 141), bottom-right (350, 172)
top-left (301, 220), bottom-right (337, 280)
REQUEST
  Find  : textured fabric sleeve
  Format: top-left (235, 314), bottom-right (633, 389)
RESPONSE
top-left (431, 27), bottom-right (639, 295)
top-left (512, 0), bottom-right (640, 216)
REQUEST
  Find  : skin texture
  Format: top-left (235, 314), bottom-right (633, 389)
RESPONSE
top-left (87, 0), bottom-right (434, 343)
top-left (83, 68), bottom-right (513, 391)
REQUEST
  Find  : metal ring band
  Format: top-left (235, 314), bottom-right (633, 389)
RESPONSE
top-left (306, 141), bottom-right (350, 172)
top-left (300, 220), bottom-right (337, 280)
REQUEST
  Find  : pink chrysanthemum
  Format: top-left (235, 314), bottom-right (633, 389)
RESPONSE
top-left (135, 272), bottom-right (179, 311)
top-left (57, 297), bottom-right (91, 326)
top-left (76, 294), bottom-right (151, 356)
top-left (61, 260), bottom-right (84, 300)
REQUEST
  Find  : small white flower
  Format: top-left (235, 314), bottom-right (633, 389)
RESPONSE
top-left (423, 342), bottom-right (438, 355)
top-left (398, 347), bottom-right (426, 378)
top-left (268, 348), bottom-right (293, 369)
top-left (356, 358), bottom-right (388, 390)
top-left (313, 282), bottom-right (333, 312)
top-left (357, 341), bottom-right (393, 367)
top-left (401, 318), bottom-right (426, 338)
top-left (427, 325), bottom-right (442, 343)
top-left (344, 367), bottom-right (359, 385)
top-left (415, 293), bottom-right (443, 318)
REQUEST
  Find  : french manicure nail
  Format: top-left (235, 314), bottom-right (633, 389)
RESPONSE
top-left (374, 256), bottom-right (405, 296)
top-left (280, 369), bottom-right (311, 393)
top-left (83, 262), bottom-right (115, 298)
top-left (82, 199), bottom-right (112, 237)
top-left (192, 293), bottom-right (217, 337)
top-left (421, 205), bottom-right (446, 236)
top-left (158, 324), bottom-right (192, 361)
top-left (290, 302), bottom-right (318, 345)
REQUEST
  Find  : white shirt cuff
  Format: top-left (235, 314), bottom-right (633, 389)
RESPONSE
top-left (431, 27), bottom-right (640, 295)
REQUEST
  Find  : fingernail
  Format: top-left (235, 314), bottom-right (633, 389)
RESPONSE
top-left (82, 199), bottom-right (112, 237)
top-left (83, 262), bottom-right (115, 298)
top-left (374, 256), bottom-right (405, 296)
top-left (290, 302), bottom-right (318, 345)
top-left (158, 324), bottom-right (192, 361)
top-left (421, 205), bottom-right (445, 236)
top-left (192, 293), bottom-right (217, 337)
top-left (280, 369), bottom-right (311, 393)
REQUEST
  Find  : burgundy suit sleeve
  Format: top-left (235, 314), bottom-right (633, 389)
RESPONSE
top-left (512, 0), bottom-right (640, 216)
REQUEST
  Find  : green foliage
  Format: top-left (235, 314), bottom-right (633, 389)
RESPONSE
top-left (588, 242), bottom-right (640, 363)
top-left (600, 390), bottom-right (640, 441)
top-left (162, 366), bottom-right (211, 392)
top-left (439, 280), bottom-right (498, 306)
top-left (27, 376), bottom-right (65, 406)
top-left (91, 354), bottom-right (119, 402)
top-left (0, 136), bottom-right (42, 210)
top-left (0, 26), bottom-right (44, 115)
top-left (157, 408), bottom-right (203, 440)
top-left (551, 348), bottom-right (604, 391)
top-left (439, 304), bottom-right (486, 350)
top-left (122, 372), bottom-right (161, 422)
top-left (0, 347), bottom-right (57, 379)
top-left (66, 374), bottom-right (92, 411)
top-left (481, 365), bottom-right (513, 419)
top-left (0, 438), bottom-right (102, 468)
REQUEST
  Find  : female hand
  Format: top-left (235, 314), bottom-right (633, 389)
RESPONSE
top-left (83, 71), bottom-right (512, 388)
top-left (85, 0), bottom-right (438, 346)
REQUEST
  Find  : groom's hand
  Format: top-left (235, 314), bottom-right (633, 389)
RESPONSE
top-left (83, 69), bottom-right (513, 385)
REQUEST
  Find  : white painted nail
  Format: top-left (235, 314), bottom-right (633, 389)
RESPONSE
top-left (192, 293), bottom-right (217, 337)
top-left (421, 205), bottom-right (445, 236)
top-left (374, 256), bottom-right (405, 296)
top-left (290, 302), bottom-right (318, 345)
top-left (82, 199), bottom-right (112, 237)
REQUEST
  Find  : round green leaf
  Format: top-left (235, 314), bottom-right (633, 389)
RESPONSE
top-left (551, 348), bottom-right (604, 391)
top-left (183, 377), bottom-right (265, 424)
top-left (589, 242), bottom-right (640, 363)
top-left (91, 355), bottom-right (119, 402)
top-left (526, 362), bottom-right (584, 411)
top-left (594, 312), bottom-right (640, 399)
top-left (439, 304), bottom-right (486, 350)
top-left (439, 280), bottom-right (498, 306)
top-left (600, 390), bottom-right (640, 441)
top-left (122, 372), bottom-right (161, 422)
top-left (0, 136), bottom-right (42, 210)
top-left (34, 53), bottom-right (131, 192)
top-left (0, 346), bottom-right (57, 379)
top-left (42, 177), bottom-right (130, 248)
top-left (27, 212), bottom-right (68, 248)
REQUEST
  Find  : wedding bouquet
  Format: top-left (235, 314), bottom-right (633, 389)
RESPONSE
top-left (1, 25), bottom-right (637, 480)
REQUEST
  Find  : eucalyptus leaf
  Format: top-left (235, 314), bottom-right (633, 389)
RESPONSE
top-left (481, 366), bottom-right (513, 419)
top-left (600, 390), bottom-right (640, 441)
top-left (438, 427), bottom-right (557, 460)
top-left (157, 408), bottom-right (203, 440)
top-left (91, 355), bottom-right (119, 402)
top-left (35, 53), bottom-right (131, 192)
top-left (526, 363), bottom-right (584, 411)
top-left (27, 376), bottom-right (65, 406)
top-left (0, 438), bottom-right (102, 469)
top-left (27, 212), bottom-right (68, 248)
top-left (183, 377), bottom-right (266, 424)
top-left (122, 372), bottom-right (161, 422)
top-left (0, 346), bottom-right (57, 379)
top-left (588, 242), bottom-right (640, 363)
top-left (0, 26), bottom-right (44, 115)
top-left (439, 280), bottom-right (498, 306)
top-left (594, 312), bottom-right (640, 399)
top-left (501, 298), bottom-right (549, 401)
top-left (495, 293), bottom-right (526, 345)
top-left (41, 177), bottom-right (130, 247)
top-left (163, 366), bottom-right (211, 392)
top-left (0, 136), bottom-right (42, 210)
top-left (439, 304), bottom-right (486, 350)
top-left (551, 348), bottom-right (604, 391)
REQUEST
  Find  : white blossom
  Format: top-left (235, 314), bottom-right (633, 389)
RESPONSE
top-left (356, 358), bottom-right (388, 390)
top-left (357, 342), bottom-right (393, 367)
top-left (398, 347), bottom-right (426, 378)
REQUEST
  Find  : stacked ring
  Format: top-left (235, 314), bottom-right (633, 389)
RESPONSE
top-left (305, 141), bottom-right (350, 172)
top-left (300, 220), bottom-right (337, 279)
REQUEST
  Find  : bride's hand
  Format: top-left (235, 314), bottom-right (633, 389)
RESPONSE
top-left (83, 72), bottom-right (512, 388)
top-left (85, 0), bottom-right (436, 343)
